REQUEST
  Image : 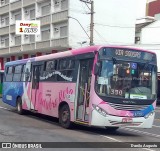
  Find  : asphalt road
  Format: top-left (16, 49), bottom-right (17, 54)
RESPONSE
top-left (0, 99), bottom-right (160, 151)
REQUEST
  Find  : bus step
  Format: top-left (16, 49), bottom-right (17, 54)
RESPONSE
top-left (30, 109), bottom-right (38, 113)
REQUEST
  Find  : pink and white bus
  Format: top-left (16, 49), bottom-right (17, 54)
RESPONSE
top-left (2, 45), bottom-right (157, 130)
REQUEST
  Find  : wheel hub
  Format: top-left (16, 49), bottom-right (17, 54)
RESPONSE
top-left (62, 111), bottom-right (69, 122)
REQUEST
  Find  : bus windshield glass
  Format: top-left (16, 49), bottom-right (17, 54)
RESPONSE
top-left (96, 48), bottom-right (157, 100)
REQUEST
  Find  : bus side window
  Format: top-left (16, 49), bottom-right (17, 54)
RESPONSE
top-left (46, 60), bottom-right (56, 71)
top-left (42, 60), bottom-right (57, 81)
top-left (6, 66), bottom-right (14, 82)
top-left (25, 67), bottom-right (31, 82)
top-left (58, 59), bottom-right (67, 70)
top-left (21, 64), bottom-right (26, 81)
top-left (13, 65), bottom-right (23, 82)
top-left (57, 58), bottom-right (75, 82)
top-left (24, 62), bottom-right (32, 82)
top-left (66, 60), bottom-right (75, 78)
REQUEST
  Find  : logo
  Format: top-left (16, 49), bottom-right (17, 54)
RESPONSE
top-left (131, 63), bottom-right (137, 69)
top-left (16, 20), bottom-right (40, 35)
top-left (122, 100), bottom-right (136, 104)
top-left (2, 143), bottom-right (12, 148)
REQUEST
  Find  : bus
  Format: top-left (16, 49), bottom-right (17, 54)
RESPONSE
top-left (2, 45), bottom-right (157, 129)
top-left (0, 70), bottom-right (4, 97)
top-left (157, 72), bottom-right (160, 104)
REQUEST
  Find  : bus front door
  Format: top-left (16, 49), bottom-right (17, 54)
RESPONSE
top-left (31, 65), bottom-right (41, 110)
top-left (76, 59), bottom-right (93, 122)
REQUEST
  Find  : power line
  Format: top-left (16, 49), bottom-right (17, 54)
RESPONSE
top-left (94, 29), bottom-right (109, 44)
top-left (84, 2), bottom-right (91, 11)
top-left (70, 8), bottom-right (86, 14)
top-left (95, 23), bottom-right (160, 29)
top-left (81, 2), bottom-right (90, 14)
top-left (95, 23), bottom-right (135, 28)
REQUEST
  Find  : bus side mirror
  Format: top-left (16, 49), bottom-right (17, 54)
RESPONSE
top-left (94, 63), bottom-right (100, 75)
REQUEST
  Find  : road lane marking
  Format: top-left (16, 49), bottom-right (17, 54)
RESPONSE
top-left (100, 135), bottom-right (121, 142)
top-left (101, 135), bottom-right (155, 151)
top-left (153, 125), bottom-right (160, 128)
top-left (143, 148), bottom-right (156, 151)
top-left (122, 127), bottom-right (160, 138)
top-left (0, 106), bottom-right (11, 111)
top-left (154, 119), bottom-right (160, 122)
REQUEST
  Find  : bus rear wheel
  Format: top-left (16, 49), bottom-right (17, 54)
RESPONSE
top-left (17, 97), bottom-right (24, 115)
top-left (59, 104), bottom-right (72, 129)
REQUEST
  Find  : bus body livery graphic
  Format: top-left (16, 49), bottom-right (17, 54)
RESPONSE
top-left (2, 45), bottom-right (157, 129)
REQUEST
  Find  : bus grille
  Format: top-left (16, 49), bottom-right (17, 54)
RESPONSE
top-left (108, 102), bottom-right (149, 111)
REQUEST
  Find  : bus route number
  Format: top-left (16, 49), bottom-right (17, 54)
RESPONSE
top-left (110, 89), bottom-right (123, 96)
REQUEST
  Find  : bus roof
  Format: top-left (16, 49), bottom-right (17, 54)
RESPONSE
top-left (5, 45), bottom-right (156, 66)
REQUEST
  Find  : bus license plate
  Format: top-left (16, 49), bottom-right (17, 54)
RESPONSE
top-left (122, 117), bottom-right (133, 123)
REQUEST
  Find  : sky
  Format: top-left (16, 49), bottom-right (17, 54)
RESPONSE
top-left (136, 0), bottom-right (147, 19)
top-left (70, 0), bottom-right (150, 46)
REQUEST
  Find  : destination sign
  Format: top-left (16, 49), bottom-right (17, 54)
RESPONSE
top-left (99, 47), bottom-right (156, 63)
top-left (115, 49), bottom-right (141, 59)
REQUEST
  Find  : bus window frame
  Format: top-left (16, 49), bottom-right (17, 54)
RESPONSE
top-left (40, 57), bottom-right (77, 83)
top-left (57, 57), bottom-right (76, 82)
top-left (5, 66), bottom-right (14, 82)
top-left (13, 64), bottom-right (23, 82)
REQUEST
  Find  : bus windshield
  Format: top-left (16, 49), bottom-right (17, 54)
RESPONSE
top-left (95, 60), bottom-right (157, 100)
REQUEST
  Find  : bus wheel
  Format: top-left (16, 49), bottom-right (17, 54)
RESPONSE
top-left (59, 104), bottom-right (72, 129)
top-left (105, 127), bottom-right (119, 131)
top-left (17, 97), bottom-right (24, 115)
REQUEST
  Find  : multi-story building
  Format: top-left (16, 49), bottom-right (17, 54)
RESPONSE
top-left (0, 0), bottom-right (69, 69)
top-left (0, 0), bottom-right (136, 70)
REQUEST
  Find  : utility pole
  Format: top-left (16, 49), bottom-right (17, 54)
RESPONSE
top-left (90, 0), bottom-right (94, 46)
top-left (80, 0), bottom-right (94, 46)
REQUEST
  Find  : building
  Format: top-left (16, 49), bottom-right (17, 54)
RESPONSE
top-left (135, 16), bottom-right (155, 44)
top-left (0, 0), bottom-right (70, 69)
top-left (0, 0), bottom-right (136, 70)
top-left (146, 0), bottom-right (160, 17)
top-left (134, 0), bottom-right (160, 72)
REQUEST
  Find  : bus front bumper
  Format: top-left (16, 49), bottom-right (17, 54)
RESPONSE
top-left (91, 110), bottom-right (155, 128)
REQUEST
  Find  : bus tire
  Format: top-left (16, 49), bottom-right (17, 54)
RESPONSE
top-left (17, 97), bottom-right (24, 115)
top-left (105, 127), bottom-right (119, 131)
top-left (59, 104), bottom-right (72, 129)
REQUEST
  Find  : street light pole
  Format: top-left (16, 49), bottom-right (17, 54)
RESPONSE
top-left (68, 16), bottom-right (90, 39)
top-left (80, 0), bottom-right (94, 46)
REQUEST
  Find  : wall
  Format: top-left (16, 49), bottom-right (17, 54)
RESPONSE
top-left (148, 0), bottom-right (160, 17)
top-left (141, 21), bottom-right (160, 44)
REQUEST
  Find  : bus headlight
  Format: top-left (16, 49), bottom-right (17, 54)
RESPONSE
top-left (92, 104), bottom-right (108, 117)
top-left (144, 111), bottom-right (154, 119)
